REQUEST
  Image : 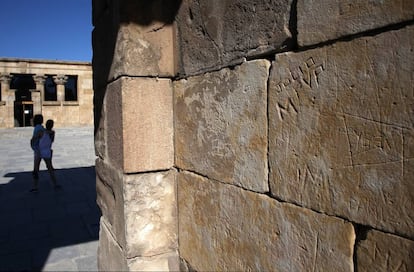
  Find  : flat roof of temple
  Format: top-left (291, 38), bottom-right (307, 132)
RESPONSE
top-left (0, 57), bottom-right (91, 65)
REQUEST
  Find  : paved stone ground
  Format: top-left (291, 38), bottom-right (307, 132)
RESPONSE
top-left (0, 126), bottom-right (100, 271)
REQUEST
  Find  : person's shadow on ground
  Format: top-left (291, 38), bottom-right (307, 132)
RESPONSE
top-left (0, 166), bottom-right (101, 271)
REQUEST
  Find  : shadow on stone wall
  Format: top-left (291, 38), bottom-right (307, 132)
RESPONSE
top-left (92, 0), bottom-right (182, 136)
top-left (0, 166), bottom-right (101, 271)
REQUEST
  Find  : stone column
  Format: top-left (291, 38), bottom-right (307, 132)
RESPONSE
top-left (93, 1), bottom-right (179, 271)
top-left (33, 74), bottom-right (47, 101)
top-left (0, 73), bottom-right (15, 127)
top-left (31, 75), bottom-right (47, 115)
top-left (53, 74), bottom-right (68, 103)
top-left (0, 73), bottom-right (12, 102)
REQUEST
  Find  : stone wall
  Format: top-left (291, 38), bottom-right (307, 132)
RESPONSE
top-left (92, 0), bottom-right (180, 270)
top-left (93, 0), bottom-right (414, 271)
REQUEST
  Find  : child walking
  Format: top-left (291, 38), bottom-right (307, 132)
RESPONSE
top-left (45, 119), bottom-right (55, 169)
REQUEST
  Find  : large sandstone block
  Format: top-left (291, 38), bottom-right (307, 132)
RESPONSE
top-left (175, 0), bottom-right (293, 75)
top-left (96, 159), bottom-right (126, 246)
top-left (123, 170), bottom-right (178, 258)
top-left (0, 107), bottom-right (7, 127)
top-left (356, 230), bottom-right (414, 271)
top-left (127, 252), bottom-right (180, 272)
top-left (94, 89), bottom-right (106, 160)
top-left (269, 26), bottom-right (414, 237)
top-left (99, 219), bottom-right (179, 272)
top-left (178, 171), bottom-right (355, 271)
top-left (92, 0), bottom-right (180, 90)
top-left (174, 60), bottom-right (270, 193)
top-left (96, 159), bottom-right (178, 258)
top-left (109, 23), bottom-right (176, 78)
top-left (106, 77), bottom-right (174, 173)
top-left (298, 0), bottom-right (414, 46)
top-left (98, 219), bottom-right (128, 272)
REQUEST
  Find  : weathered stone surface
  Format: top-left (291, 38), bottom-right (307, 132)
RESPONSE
top-left (269, 26), bottom-right (414, 237)
top-left (176, 0), bottom-right (293, 76)
top-left (0, 85), bottom-right (14, 126)
top-left (98, 219), bottom-right (128, 272)
top-left (178, 171), bottom-right (355, 271)
top-left (174, 60), bottom-right (270, 192)
top-left (94, 93), bottom-right (106, 163)
top-left (110, 23), bottom-right (176, 78)
top-left (96, 159), bottom-right (178, 257)
top-left (356, 230), bottom-right (414, 271)
top-left (96, 158), bottom-right (126, 246)
top-left (99, 224), bottom-right (179, 272)
top-left (297, 0), bottom-right (414, 46)
top-left (106, 77), bottom-right (174, 173)
top-left (128, 251), bottom-right (180, 272)
top-left (123, 170), bottom-right (178, 258)
top-left (92, 0), bottom-right (180, 90)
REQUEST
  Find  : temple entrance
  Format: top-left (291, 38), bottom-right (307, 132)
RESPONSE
top-left (14, 101), bottom-right (33, 127)
top-left (10, 74), bottom-right (35, 127)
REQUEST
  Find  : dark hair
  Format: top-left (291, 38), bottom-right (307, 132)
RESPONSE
top-left (46, 119), bottom-right (54, 130)
top-left (33, 114), bottom-right (43, 126)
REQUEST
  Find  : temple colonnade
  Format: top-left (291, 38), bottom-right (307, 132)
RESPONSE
top-left (0, 58), bottom-right (93, 128)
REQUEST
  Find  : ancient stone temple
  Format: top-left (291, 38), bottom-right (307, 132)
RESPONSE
top-left (92, 0), bottom-right (413, 271)
top-left (0, 58), bottom-right (93, 128)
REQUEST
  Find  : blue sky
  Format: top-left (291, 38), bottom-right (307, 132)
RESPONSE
top-left (0, 0), bottom-right (92, 62)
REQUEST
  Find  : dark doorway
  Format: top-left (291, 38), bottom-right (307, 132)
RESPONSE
top-left (10, 74), bottom-right (35, 127)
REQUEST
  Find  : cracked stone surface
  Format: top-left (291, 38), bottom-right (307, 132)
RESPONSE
top-left (356, 230), bottom-right (414, 271)
top-left (174, 60), bottom-right (270, 193)
top-left (297, 0), bottom-right (414, 46)
top-left (175, 0), bottom-right (293, 76)
top-left (269, 25), bottom-right (414, 238)
top-left (178, 171), bottom-right (355, 272)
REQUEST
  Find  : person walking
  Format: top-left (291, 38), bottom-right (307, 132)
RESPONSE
top-left (30, 114), bottom-right (44, 192)
top-left (30, 115), bottom-right (61, 192)
top-left (45, 119), bottom-right (55, 170)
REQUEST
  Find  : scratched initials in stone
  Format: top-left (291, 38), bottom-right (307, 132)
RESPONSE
top-left (275, 57), bottom-right (325, 93)
top-left (274, 57), bottom-right (325, 121)
top-left (277, 97), bottom-right (298, 121)
top-left (299, 57), bottom-right (324, 88)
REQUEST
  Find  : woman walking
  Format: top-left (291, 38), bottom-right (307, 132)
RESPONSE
top-left (30, 115), bottom-right (61, 192)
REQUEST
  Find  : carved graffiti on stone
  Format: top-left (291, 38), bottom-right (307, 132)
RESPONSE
top-left (274, 57), bottom-right (325, 121)
top-left (275, 57), bottom-right (325, 93)
top-left (346, 128), bottom-right (392, 155)
top-left (296, 164), bottom-right (331, 188)
top-left (338, 114), bottom-right (402, 167)
top-left (276, 97), bottom-right (298, 121)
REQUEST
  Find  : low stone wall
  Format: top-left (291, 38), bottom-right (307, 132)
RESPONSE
top-left (92, 0), bottom-right (414, 271)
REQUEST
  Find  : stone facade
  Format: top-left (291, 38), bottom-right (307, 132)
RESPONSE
top-left (175, 60), bottom-right (269, 192)
top-left (269, 26), bottom-right (414, 238)
top-left (0, 58), bottom-right (93, 128)
top-left (92, 0), bottom-right (413, 271)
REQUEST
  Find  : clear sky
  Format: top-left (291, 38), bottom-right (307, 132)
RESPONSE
top-left (0, 0), bottom-right (92, 62)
